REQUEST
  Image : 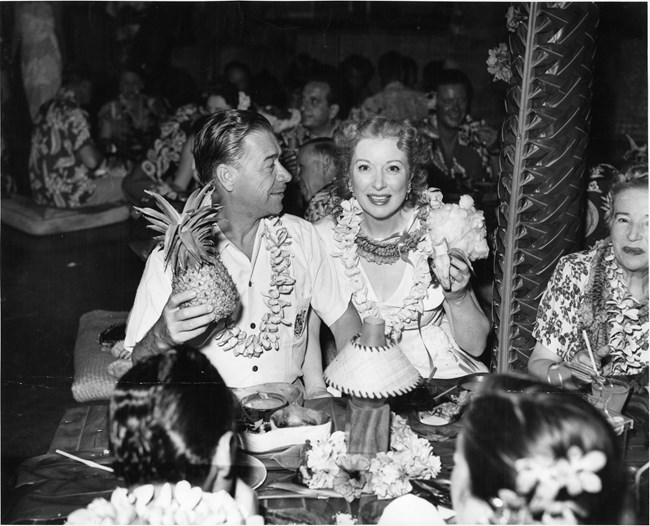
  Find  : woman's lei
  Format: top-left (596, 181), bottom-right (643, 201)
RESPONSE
top-left (66, 481), bottom-right (255, 525)
top-left (332, 197), bottom-right (433, 342)
top-left (299, 414), bottom-right (441, 502)
top-left (214, 216), bottom-right (295, 358)
top-left (491, 446), bottom-right (606, 525)
top-left (578, 240), bottom-right (649, 375)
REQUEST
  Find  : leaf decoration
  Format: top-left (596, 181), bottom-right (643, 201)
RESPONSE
top-left (492, 3), bottom-right (599, 372)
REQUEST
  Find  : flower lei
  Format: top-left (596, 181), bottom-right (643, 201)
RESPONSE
top-left (491, 446), bottom-right (606, 525)
top-left (66, 481), bottom-right (253, 525)
top-left (332, 198), bottom-right (433, 342)
top-left (214, 216), bottom-right (295, 358)
top-left (299, 414), bottom-right (441, 502)
top-left (578, 241), bottom-right (649, 375)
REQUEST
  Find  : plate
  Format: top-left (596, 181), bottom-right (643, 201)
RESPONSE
top-left (418, 412), bottom-right (452, 426)
top-left (235, 453), bottom-right (267, 490)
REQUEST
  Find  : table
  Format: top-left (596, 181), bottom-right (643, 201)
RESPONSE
top-left (6, 381), bottom-right (649, 524)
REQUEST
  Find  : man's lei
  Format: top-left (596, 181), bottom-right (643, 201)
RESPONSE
top-left (299, 414), bottom-right (441, 502)
top-left (214, 216), bottom-right (295, 358)
top-left (491, 446), bottom-right (606, 525)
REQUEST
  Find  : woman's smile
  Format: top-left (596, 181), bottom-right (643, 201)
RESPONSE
top-left (366, 194), bottom-right (392, 206)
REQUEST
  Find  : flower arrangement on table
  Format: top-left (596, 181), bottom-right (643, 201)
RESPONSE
top-left (66, 481), bottom-right (259, 525)
top-left (298, 414), bottom-right (441, 502)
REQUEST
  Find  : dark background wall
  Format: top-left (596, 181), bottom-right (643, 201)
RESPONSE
top-left (2, 1), bottom-right (647, 193)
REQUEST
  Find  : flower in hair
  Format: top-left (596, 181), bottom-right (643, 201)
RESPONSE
top-left (493, 446), bottom-right (606, 523)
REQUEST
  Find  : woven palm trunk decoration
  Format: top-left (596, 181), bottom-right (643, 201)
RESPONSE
top-left (492, 3), bottom-right (599, 372)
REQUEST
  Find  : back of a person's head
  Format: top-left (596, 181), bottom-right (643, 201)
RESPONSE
top-left (192, 109), bottom-right (272, 185)
top-left (109, 347), bottom-right (235, 487)
top-left (203, 78), bottom-right (240, 110)
top-left (300, 137), bottom-right (337, 161)
top-left (434, 68), bottom-right (474, 101)
top-left (460, 376), bottom-right (625, 524)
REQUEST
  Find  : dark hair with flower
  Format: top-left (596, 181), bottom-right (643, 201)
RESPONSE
top-left (110, 347), bottom-right (236, 487)
top-left (459, 377), bottom-right (626, 524)
top-left (332, 116), bottom-right (430, 210)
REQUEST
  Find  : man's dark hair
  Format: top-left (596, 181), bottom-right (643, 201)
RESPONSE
top-left (192, 109), bottom-right (273, 185)
top-left (434, 68), bottom-right (474, 102)
top-left (304, 66), bottom-right (352, 120)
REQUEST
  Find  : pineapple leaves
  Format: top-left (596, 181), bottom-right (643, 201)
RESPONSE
top-left (492, 3), bottom-right (598, 373)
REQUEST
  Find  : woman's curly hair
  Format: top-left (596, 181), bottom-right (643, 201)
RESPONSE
top-left (109, 347), bottom-right (235, 487)
top-left (332, 116), bottom-right (430, 214)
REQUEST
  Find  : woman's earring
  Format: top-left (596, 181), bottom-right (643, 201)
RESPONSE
top-left (406, 182), bottom-right (412, 199)
top-left (348, 181), bottom-right (354, 195)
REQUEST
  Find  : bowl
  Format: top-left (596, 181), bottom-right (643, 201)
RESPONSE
top-left (232, 382), bottom-right (304, 407)
top-left (240, 392), bottom-right (288, 423)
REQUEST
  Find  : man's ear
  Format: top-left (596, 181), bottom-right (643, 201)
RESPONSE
top-left (215, 164), bottom-right (236, 192)
top-left (203, 430), bottom-right (237, 493)
top-left (329, 103), bottom-right (340, 121)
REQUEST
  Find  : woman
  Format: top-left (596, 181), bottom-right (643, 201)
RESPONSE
top-left (529, 165), bottom-right (648, 388)
top-left (98, 67), bottom-right (164, 165)
top-left (315, 116), bottom-right (489, 378)
top-left (121, 80), bottom-right (240, 207)
top-left (67, 347), bottom-right (259, 525)
top-left (452, 375), bottom-right (626, 524)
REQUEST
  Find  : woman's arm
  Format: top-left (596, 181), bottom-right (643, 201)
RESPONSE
top-left (302, 309), bottom-right (331, 399)
top-left (172, 134), bottom-right (196, 192)
top-left (439, 255), bottom-right (490, 356)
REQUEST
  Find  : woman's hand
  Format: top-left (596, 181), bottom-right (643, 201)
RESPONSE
top-left (434, 252), bottom-right (472, 299)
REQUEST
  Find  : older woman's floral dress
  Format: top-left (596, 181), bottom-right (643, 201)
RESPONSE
top-left (28, 88), bottom-right (98, 208)
top-left (533, 242), bottom-right (649, 376)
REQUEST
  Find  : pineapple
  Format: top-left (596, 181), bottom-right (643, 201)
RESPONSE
top-left (135, 184), bottom-right (239, 320)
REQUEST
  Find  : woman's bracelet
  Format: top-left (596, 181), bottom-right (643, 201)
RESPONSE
top-left (546, 362), bottom-right (563, 387)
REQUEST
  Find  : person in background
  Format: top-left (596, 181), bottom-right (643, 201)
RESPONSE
top-left (224, 60), bottom-right (253, 95)
top-left (66, 347), bottom-right (260, 525)
top-left (339, 54), bottom-right (375, 119)
top-left (421, 68), bottom-right (499, 204)
top-left (300, 138), bottom-right (339, 223)
top-left (315, 116), bottom-right (489, 377)
top-left (279, 70), bottom-right (349, 214)
top-left (29, 62), bottom-right (126, 208)
top-left (529, 165), bottom-right (648, 388)
top-left (452, 375), bottom-right (626, 524)
top-left (125, 109), bottom-right (361, 397)
top-left (122, 79), bottom-right (239, 207)
top-left (360, 50), bottom-right (429, 122)
top-left (98, 66), bottom-right (164, 166)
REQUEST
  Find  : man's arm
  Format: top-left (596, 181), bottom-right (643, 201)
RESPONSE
top-left (132, 290), bottom-right (216, 362)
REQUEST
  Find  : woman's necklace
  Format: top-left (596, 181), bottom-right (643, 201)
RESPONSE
top-left (580, 241), bottom-right (649, 375)
top-left (214, 216), bottom-right (295, 358)
top-left (333, 198), bottom-right (433, 341)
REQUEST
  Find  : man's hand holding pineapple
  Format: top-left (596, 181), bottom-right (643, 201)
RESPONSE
top-left (124, 110), bottom-right (361, 398)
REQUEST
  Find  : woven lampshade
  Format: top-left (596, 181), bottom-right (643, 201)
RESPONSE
top-left (324, 317), bottom-right (421, 399)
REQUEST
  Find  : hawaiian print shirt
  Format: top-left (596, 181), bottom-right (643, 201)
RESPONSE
top-left (304, 181), bottom-right (338, 223)
top-left (139, 103), bottom-right (202, 185)
top-left (533, 243), bottom-right (649, 376)
top-left (29, 88), bottom-right (98, 208)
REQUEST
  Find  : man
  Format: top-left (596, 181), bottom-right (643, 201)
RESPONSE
top-left (124, 110), bottom-right (361, 397)
top-left (28, 63), bottom-right (125, 208)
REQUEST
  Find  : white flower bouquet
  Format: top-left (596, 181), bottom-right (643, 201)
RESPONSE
top-left (425, 194), bottom-right (490, 288)
top-left (299, 414), bottom-right (441, 502)
top-left (66, 481), bottom-right (259, 525)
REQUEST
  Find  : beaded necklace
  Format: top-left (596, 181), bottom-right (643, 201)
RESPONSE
top-left (214, 216), bottom-right (295, 358)
top-left (333, 198), bottom-right (433, 341)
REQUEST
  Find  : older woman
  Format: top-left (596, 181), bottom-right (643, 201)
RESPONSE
top-left (529, 165), bottom-right (648, 387)
top-left (314, 116), bottom-right (489, 378)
